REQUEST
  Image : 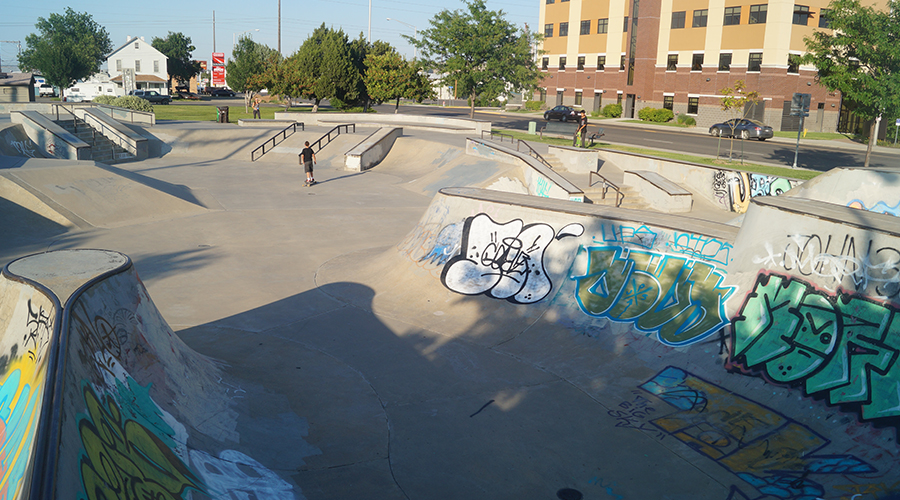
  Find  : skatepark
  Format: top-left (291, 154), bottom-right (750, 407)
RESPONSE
top-left (1, 105), bottom-right (899, 500)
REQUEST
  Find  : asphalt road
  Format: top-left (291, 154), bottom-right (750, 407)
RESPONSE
top-left (370, 103), bottom-right (899, 172)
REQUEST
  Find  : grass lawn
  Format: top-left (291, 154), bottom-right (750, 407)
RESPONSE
top-left (492, 129), bottom-right (820, 181)
top-left (152, 104), bottom-right (283, 122)
top-left (621, 119), bottom-right (693, 129)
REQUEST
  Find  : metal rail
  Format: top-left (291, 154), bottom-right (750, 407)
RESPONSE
top-left (250, 122), bottom-right (304, 161)
top-left (478, 131), bottom-right (556, 170)
top-left (589, 171), bottom-right (625, 207)
top-left (80, 112), bottom-right (138, 156)
top-left (310, 124), bottom-right (355, 153)
top-left (50, 104), bottom-right (79, 132)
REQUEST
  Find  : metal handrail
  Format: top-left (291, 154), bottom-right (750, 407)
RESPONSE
top-left (250, 122), bottom-right (303, 161)
top-left (91, 103), bottom-right (155, 125)
top-left (478, 132), bottom-right (556, 170)
top-left (50, 104), bottom-right (79, 132)
top-left (481, 130), bottom-right (516, 143)
top-left (589, 171), bottom-right (625, 207)
top-left (80, 112), bottom-right (138, 156)
top-left (310, 124), bottom-right (355, 153)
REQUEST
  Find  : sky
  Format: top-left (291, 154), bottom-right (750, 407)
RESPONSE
top-left (1, 0), bottom-right (539, 73)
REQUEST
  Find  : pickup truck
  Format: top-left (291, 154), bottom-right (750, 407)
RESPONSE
top-left (128, 90), bottom-right (171, 104)
top-left (38, 84), bottom-right (56, 97)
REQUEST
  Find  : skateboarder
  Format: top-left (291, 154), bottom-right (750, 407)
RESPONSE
top-left (574, 110), bottom-right (588, 148)
top-left (299, 141), bottom-right (316, 185)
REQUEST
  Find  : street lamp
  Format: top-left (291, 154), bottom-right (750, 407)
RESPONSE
top-left (386, 18), bottom-right (417, 59)
top-left (232, 29), bottom-right (260, 56)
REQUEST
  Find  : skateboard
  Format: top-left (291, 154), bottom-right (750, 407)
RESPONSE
top-left (304, 180), bottom-right (317, 187)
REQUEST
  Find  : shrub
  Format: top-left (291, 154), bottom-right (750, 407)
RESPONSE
top-left (590, 109), bottom-right (601, 118)
top-left (601, 103), bottom-right (622, 118)
top-left (524, 100), bottom-right (543, 111)
top-left (638, 107), bottom-right (674, 122)
top-left (111, 96), bottom-right (153, 113)
top-left (92, 95), bottom-right (115, 105)
top-left (676, 113), bottom-right (696, 126)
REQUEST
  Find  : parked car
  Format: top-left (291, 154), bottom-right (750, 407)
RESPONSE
top-left (209, 88), bottom-right (236, 97)
top-left (544, 105), bottom-right (578, 122)
top-left (129, 90), bottom-right (171, 104)
top-left (175, 91), bottom-right (201, 100)
top-left (38, 84), bottom-right (56, 97)
top-left (709, 118), bottom-right (774, 141)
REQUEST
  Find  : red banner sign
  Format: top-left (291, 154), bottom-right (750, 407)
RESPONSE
top-left (212, 53), bottom-right (225, 66)
top-left (212, 66), bottom-right (225, 86)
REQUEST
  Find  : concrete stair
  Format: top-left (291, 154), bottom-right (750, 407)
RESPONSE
top-left (57, 118), bottom-right (135, 164)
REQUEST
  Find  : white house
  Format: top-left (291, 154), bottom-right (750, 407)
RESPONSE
top-left (107, 36), bottom-right (169, 95)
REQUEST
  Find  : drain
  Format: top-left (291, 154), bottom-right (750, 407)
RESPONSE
top-left (556, 488), bottom-right (583, 500)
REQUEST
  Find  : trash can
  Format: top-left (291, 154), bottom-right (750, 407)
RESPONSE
top-left (528, 121), bottom-right (537, 135)
top-left (216, 106), bottom-right (229, 123)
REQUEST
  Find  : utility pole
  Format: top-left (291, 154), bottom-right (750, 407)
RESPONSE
top-left (0, 40), bottom-right (22, 73)
top-left (278, 0), bottom-right (282, 54)
top-left (212, 11), bottom-right (216, 53)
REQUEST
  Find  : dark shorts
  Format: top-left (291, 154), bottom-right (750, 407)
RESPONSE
top-left (303, 160), bottom-right (313, 173)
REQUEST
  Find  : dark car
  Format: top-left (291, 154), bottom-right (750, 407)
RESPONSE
top-left (175, 91), bottom-right (201, 100)
top-left (128, 90), bottom-right (171, 104)
top-left (544, 105), bottom-right (578, 122)
top-left (709, 118), bottom-right (774, 141)
top-left (209, 88), bottom-right (236, 97)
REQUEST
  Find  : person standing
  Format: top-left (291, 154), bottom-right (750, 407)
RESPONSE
top-left (252, 97), bottom-right (261, 119)
top-left (300, 141), bottom-right (317, 185)
top-left (574, 110), bottom-right (588, 148)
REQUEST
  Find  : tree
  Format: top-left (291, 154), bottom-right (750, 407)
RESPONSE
top-left (227, 38), bottom-right (280, 110)
top-left (716, 80), bottom-right (761, 162)
top-left (365, 52), bottom-right (435, 112)
top-left (18, 8), bottom-right (112, 99)
top-left (410, 0), bottom-right (542, 118)
top-left (152, 32), bottom-right (202, 89)
top-left (803, 0), bottom-right (900, 167)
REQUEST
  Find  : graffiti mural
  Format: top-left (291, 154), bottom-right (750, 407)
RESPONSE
top-left (641, 367), bottom-right (875, 500)
top-left (713, 171), bottom-right (798, 213)
top-left (599, 224), bottom-right (659, 250)
top-left (442, 214), bottom-right (584, 304)
top-left (754, 233), bottom-right (900, 300)
top-left (572, 246), bottom-right (734, 346)
top-left (731, 273), bottom-right (900, 423)
top-left (190, 449), bottom-right (295, 499)
top-left (667, 232), bottom-right (733, 266)
top-left (849, 199), bottom-right (900, 218)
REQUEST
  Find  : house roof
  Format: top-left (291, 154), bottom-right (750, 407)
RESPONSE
top-left (0, 73), bottom-right (36, 87)
top-left (110, 74), bottom-right (167, 83)
top-left (107, 36), bottom-right (166, 60)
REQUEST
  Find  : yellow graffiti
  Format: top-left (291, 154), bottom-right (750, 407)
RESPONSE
top-left (79, 386), bottom-right (202, 499)
top-left (0, 356), bottom-right (46, 498)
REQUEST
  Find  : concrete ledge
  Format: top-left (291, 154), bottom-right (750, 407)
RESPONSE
top-left (548, 145), bottom-right (598, 174)
top-left (274, 111), bottom-right (490, 134)
top-left (238, 119), bottom-right (304, 128)
top-left (92, 104), bottom-right (155, 126)
top-left (10, 111), bottom-right (91, 160)
top-left (466, 138), bottom-right (585, 203)
top-left (78, 108), bottom-right (148, 160)
top-left (345, 127), bottom-right (402, 171)
top-left (624, 170), bottom-right (692, 213)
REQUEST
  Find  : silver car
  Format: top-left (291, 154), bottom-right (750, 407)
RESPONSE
top-left (709, 118), bottom-right (774, 141)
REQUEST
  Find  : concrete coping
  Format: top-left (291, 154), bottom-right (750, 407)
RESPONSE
top-left (82, 108), bottom-right (146, 142)
top-left (468, 137), bottom-right (584, 195)
top-left (5, 249), bottom-right (131, 304)
top-left (238, 119), bottom-right (303, 127)
top-left (597, 147), bottom-right (806, 181)
top-left (625, 170), bottom-right (692, 196)
top-left (752, 195), bottom-right (900, 238)
top-left (346, 127), bottom-right (401, 157)
top-left (12, 110), bottom-right (89, 148)
top-left (441, 187), bottom-right (739, 241)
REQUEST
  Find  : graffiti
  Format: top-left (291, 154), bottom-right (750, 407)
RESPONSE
top-left (731, 273), bottom-right (900, 423)
top-left (535, 176), bottom-right (552, 198)
top-left (586, 477), bottom-right (624, 500)
top-left (754, 234), bottom-right (900, 299)
top-left (641, 367), bottom-right (875, 500)
top-left (46, 142), bottom-right (56, 157)
top-left (599, 224), bottom-right (658, 250)
top-left (10, 140), bottom-right (38, 158)
top-left (608, 391), bottom-right (665, 438)
top-left (749, 174), bottom-right (793, 198)
top-left (572, 246), bottom-right (734, 346)
top-left (833, 482), bottom-right (900, 498)
top-left (420, 223), bottom-right (462, 266)
top-left (849, 199), bottom-right (900, 218)
top-left (442, 214), bottom-right (583, 304)
top-left (78, 384), bottom-right (204, 500)
top-left (24, 299), bottom-right (52, 364)
top-left (0, 362), bottom-right (43, 500)
top-left (667, 232), bottom-right (733, 266)
top-left (190, 449), bottom-right (294, 499)
top-left (713, 171), bottom-right (796, 213)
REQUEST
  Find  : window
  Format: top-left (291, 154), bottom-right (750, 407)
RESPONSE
top-left (671, 11), bottom-right (686, 29)
top-left (749, 4), bottom-right (768, 24)
top-left (597, 18), bottom-right (609, 33)
top-left (542, 57), bottom-right (549, 70)
top-left (718, 53), bottom-right (732, 71)
top-left (559, 57), bottom-right (567, 70)
top-left (546, 0), bottom-right (554, 3)
top-left (561, 0), bottom-right (569, 2)
top-left (692, 53), bottom-right (704, 71)
top-left (623, 17), bottom-right (629, 32)
top-left (620, 55), bottom-right (626, 70)
top-left (688, 97), bottom-right (699, 114)
top-left (540, 89), bottom-right (547, 102)
top-left (667, 54), bottom-right (678, 71)
top-left (693, 9), bottom-right (708, 27)
top-left (819, 8), bottom-right (830, 27)
top-left (597, 55), bottom-right (606, 70)
top-left (787, 54), bottom-right (801, 73)
top-left (748, 52), bottom-right (762, 72)
top-left (116, 59), bottom-right (122, 71)
top-left (793, 5), bottom-right (810, 25)
top-left (724, 6), bottom-right (741, 25)
top-left (135, 60), bottom-right (141, 72)
top-left (663, 96), bottom-right (674, 110)
top-left (134, 42), bottom-right (139, 49)
top-left (560, 22), bottom-right (569, 36)
top-left (617, 93), bottom-right (623, 105)
top-left (577, 56), bottom-right (585, 70)
top-left (545, 24), bottom-right (554, 37)
top-left (154, 60), bottom-right (159, 73)
top-left (575, 91), bottom-right (583, 105)
top-left (581, 20), bottom-right (591, 35)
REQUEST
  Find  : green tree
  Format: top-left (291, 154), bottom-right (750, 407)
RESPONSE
top-left (716, 80), bottom-right (761, 162)
top-left (410, 0), bottom-right (542, 118)
top-left (227, 38), bottom-right (280, 110)
top-left (803, 0), bottom-right (900, 167)
top-left (151, 32), bottom-right (201, 88)
top-left (365, 52), bottom-right (434, 112)
top-left (18, 8), bottom-right (112, 99)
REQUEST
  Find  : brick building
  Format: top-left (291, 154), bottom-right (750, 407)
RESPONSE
top-left (536, 0), bottom-right (883, 132)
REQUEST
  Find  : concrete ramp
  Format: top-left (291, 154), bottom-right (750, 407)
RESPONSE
top-left (0, 249), bottom-right (316, 499)
top-left (0, 124), bottom-right (47, 159)
top-left (786, 166), bottom-right (900, 215)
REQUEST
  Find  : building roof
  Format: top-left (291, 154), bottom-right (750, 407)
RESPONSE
top-left (0, 73), bottom-right (36, 86)
top-left (107, 36), bottom-right (166, 60)
top-left (110, 74), bottom-right (167, 83)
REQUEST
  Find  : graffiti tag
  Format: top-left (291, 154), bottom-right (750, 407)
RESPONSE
top-left (667, 232), bottom-right (733, 266)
